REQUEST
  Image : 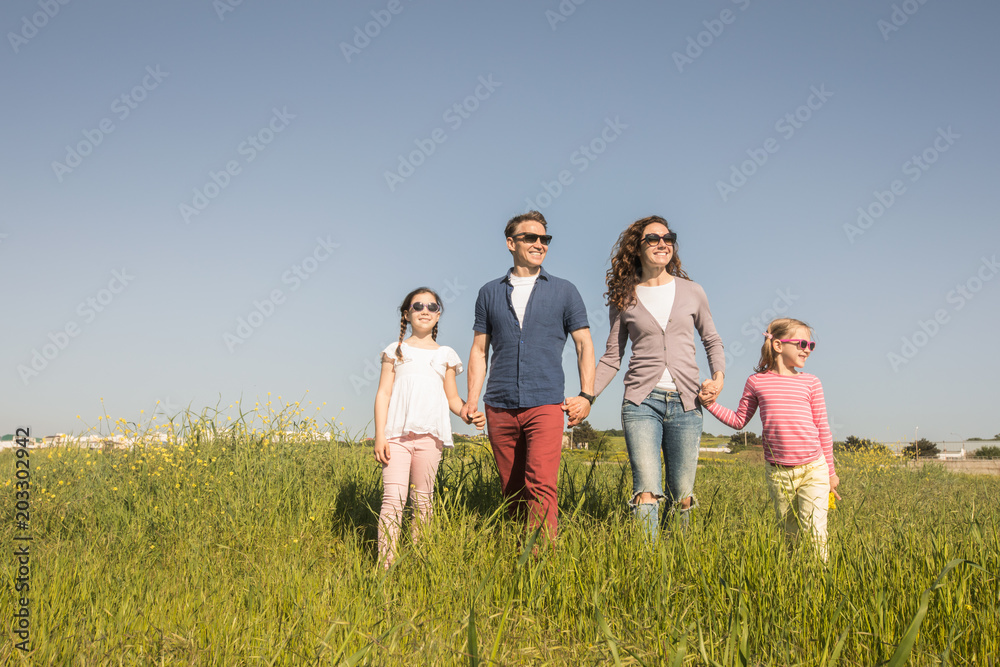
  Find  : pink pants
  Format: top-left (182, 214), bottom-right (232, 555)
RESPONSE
top-left (378, 432), bottom-right (443, 567)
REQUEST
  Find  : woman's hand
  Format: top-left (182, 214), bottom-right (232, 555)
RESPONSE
top-left (698, 379), bottom-right (719, 405)
top-left (373, 437), bottom-right (391, 465)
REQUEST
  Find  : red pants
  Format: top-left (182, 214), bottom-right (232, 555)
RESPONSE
top-left (485, 403), bottom-right (564, 539)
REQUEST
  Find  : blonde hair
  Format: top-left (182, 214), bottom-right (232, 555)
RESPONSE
top-left (755, 318), bottom-right (812, 373)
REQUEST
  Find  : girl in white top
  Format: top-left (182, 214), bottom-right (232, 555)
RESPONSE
top-left (373, 287), bottom-right (485, 567)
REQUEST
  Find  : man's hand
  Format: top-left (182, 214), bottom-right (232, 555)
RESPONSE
top-left (562, 396), bottom-right (591, 427)
top-left (468, 407), bottom-right (487, 430)
top-left (460, 400), bottom-right (478, 425)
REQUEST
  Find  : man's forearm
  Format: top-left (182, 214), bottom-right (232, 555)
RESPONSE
top-left (467, 351), bottom-right (487, 403)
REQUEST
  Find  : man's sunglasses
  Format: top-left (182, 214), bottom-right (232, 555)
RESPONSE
top-left (409, 302), bottom-right (441, 313)
top-left (778, 339), bottom-right (816, 351)
top-left (510, 233), bottom-right (552, 245)
top-left (643, 232), bottom-right (677, 246)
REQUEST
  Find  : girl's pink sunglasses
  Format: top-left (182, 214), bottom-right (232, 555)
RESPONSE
top-left (778, 339), bottom-right (816, 351)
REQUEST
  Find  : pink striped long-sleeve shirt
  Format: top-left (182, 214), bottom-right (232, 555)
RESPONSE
top-left (705, 372), bottom-right (835, 476)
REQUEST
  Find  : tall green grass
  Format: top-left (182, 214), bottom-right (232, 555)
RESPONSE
top-left (2, 409), bottom-right (997, 665)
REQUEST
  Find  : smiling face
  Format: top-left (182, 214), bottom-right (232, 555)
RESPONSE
top-left (775, 326), bottom-right (812, 372)
top-left (506, 220), bottom-right (548, 271)
top-left (638, 221), bottom-right (674, 275)
top-left (404, 291), bottom-right (441, 334)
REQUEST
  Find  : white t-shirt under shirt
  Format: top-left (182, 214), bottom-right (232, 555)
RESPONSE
top-left (509, 272), bottom-right (538, 326)
top-left (380, 343), bottom-right (463, 446)
top-left (635, 282), bottom-right (677, 391)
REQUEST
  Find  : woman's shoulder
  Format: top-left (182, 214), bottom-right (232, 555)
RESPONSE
top-left (675, 277), bottom-right (707, 298)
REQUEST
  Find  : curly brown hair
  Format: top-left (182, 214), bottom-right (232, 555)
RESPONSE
top-left (605, 215), bottom-right (689, 311)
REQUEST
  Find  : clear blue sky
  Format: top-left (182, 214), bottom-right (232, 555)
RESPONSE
top-left (3, 0), bottom-right (998, 444)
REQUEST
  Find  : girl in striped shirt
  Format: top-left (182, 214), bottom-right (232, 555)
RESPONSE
top-left (698, 318), bottom-right (840, 560)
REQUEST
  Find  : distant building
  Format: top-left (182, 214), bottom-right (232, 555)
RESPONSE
top-left (938, 446), bottom-right (966, 460)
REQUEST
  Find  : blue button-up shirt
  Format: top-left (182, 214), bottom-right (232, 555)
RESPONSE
top-left (474, 267), bottom-right (590, 409)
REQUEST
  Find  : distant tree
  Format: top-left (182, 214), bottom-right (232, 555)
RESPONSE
top-left (571, 420), bottom-right (599, 445)
top-left (968, 437), bottom-right (984, 441)
top-left (903, 438), bottom-right (940, 458)
top-left (603, 428), bottom-right (624, 437)
top-left (995, 433), bottom-right (1000, 441)
top-left (974, 445), bottom-right (1000, 459)
top-left (728, 431), bottom-right (761, 453)
top-left (837, 435), bottom-right (890, 454)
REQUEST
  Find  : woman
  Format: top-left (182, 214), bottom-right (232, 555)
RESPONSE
top-left (592, 215), bottom-right (725, 539)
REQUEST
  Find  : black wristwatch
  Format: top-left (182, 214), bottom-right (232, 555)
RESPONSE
top-left (578, 392), bottom-right (595, 405)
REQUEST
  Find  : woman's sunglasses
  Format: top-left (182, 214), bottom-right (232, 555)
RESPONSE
top-left (409, 302), bottom-right (441, 313)
top-left (510, 233), bottom-right (552, 245)
top-left (778, 339), bottom-right (816, 351)
top-left (643, 232), bottom-right (677, 246)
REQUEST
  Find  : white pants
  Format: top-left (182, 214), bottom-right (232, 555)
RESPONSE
top-left (765, 456), bottom-right (830, 561)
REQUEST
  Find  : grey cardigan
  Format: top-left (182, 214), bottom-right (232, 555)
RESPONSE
top-left (594, 278), bottom-right (725, 412)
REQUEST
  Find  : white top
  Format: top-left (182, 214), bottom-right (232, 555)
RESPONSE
top-left (508, 272), bottom-right (538, 326)
top-left (636, 282), bottom-right (677, 391)
top-left (381, 343), bottom-right (463, 446)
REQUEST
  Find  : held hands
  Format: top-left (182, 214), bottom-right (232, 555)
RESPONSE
top-left (698, 379), bottom-right (721, 406)
top-left (460, 401), bottom-right (487, 430)
top-left (373, 437), bottom-right (391, 465)
top-left (562, 396), bottom-right (591, 427)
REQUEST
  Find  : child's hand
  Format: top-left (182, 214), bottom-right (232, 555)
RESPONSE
top-left (698, 380), bottom-right (717, 405)
top-left (373, 438), bottom-right (391, 465)
top-left (829, 473), bottom-right (841, 501)
top-left (469, 410), bottom-right (487, 430)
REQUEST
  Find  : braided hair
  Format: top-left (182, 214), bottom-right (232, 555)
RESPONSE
top-left (394, 287), bottom-right (443, 361)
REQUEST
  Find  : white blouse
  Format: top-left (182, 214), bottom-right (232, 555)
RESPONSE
top-left (381, 343), bottom-right (463, 446)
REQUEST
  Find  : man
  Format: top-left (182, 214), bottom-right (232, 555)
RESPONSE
top-left (461, 211), bottom-right (595, 542)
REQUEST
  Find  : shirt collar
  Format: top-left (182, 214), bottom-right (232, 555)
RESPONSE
top-left (503, 266), bottom-right (549, 284)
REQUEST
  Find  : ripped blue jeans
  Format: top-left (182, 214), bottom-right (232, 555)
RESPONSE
top-left (622, 389), bottom-right (703, 540)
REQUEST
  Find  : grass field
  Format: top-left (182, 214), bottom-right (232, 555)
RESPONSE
top-left (2, 407), bottom-right (998, 665)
